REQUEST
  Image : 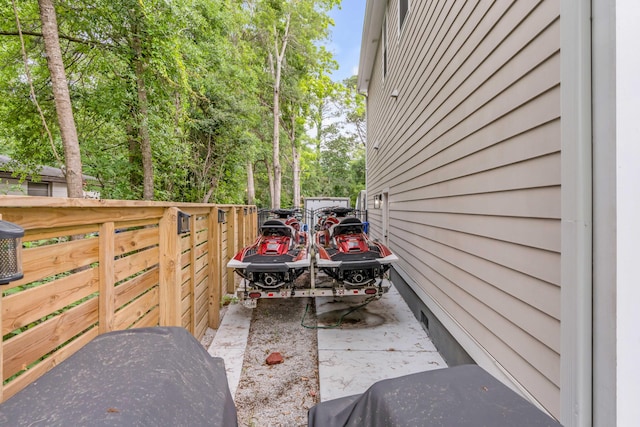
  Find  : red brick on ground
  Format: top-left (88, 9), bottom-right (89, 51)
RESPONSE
top-left (266, 352), bottom-right (284, 365)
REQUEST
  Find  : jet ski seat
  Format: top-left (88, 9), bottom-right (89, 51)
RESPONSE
top-left (261, 220), bottom-right (292, 237)
top-left (333, 217), bottom-right (364, 237)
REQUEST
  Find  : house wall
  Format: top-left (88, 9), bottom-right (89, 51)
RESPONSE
top-left (1, 156), bottom-right (98, 198)
top-left (51, 182), bottom-right (67, 197)
top-left (0, 178), bottom-right (24, 196)
top-left (364, 0), bottom-right (561, 417)
top-left (1, 177), bottom-right (84, 198)
top-left (1, 176), bottom-right (66, 197)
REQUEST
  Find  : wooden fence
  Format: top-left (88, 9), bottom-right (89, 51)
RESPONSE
top-left (0, 196), bottom-right (256, 402)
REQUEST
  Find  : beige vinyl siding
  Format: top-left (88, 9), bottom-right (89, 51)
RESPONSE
top-left (366, 0), bottom-right (561, 417)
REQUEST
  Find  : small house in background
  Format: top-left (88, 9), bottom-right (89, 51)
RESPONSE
top-left (0, 155), bottom-right (100, 199)
top-left (358, 1), bottom-right (639, 426)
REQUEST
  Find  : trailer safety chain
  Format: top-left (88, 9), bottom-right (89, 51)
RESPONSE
top-left (300, 295), bottom-right (379, 329)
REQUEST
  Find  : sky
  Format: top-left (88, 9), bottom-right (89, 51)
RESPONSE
top-left (326, 1), bottom-right (367, 82)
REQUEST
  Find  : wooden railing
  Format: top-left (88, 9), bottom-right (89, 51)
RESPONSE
top-left (0, 196), bottom-right (257, 402)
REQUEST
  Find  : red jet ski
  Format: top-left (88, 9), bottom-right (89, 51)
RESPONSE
top-left (228, 209), bottom-right (310, 290)
top-left (315, 207), bottom-right (398, 287)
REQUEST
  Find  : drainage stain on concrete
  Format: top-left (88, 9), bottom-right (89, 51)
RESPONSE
top-left (317, 308), bottom-right (387, 329)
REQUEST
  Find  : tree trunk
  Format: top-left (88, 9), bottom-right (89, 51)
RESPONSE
top-left (315, 100), bottom-right (324, 156)
top-left (132, 32), bottom-right (154, 200)
top-left (291, 115), bottom-right (301, 209)
top-left (264, 159), bottom-right (274, 207)
top-left (126, 120), bottom-right (142, 190)
top-left (272, 83), bottom-right (281, 209)
top-left (246, 160), bottom-right (255, 205)
top-left (37, 0), bottom-right (83, 198)
top-left (292, 144), bottom-right (300, 209)
top-left (268, 15), bottom-right (290, 210)
top-left (202, 178), bottom-right (217, 203)
top-left (202, 156), bottom-right (225, 203)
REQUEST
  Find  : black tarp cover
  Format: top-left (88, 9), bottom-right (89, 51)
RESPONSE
top-left (308, 365), bottom-right (561, 427)
top-left (0, 327), bottom-right (237, 426)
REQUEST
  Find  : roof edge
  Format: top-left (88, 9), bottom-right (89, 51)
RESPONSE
top-left (357, 0), bottom-right (386, 94)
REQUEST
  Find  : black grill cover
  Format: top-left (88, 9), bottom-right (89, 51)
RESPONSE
top-left (308, 365), bottom-right (561, 427)
top-left (0, 327), bottom-right (237, 426)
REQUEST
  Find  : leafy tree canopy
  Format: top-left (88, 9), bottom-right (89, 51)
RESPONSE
top-left (0, 0), bottom-right (366, 207)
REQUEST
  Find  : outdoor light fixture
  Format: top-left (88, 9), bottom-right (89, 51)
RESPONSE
top-left (390, 89), bottom-right (399, 98)
top-left (374, 195), bottom-right (381, 209)
top-left (177, 211), bottom-right (191, 235)
top-left (0, 220), bottom-right (25, 285)
top-left (218, 209), bottom-right (226, 224)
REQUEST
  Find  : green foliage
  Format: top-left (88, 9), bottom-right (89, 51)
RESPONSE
top-left (297, 73), bottom-right (366, 204)
top-left (0, 0), bottom-right (366, 205)
top-left (221, 294), bottom-right (239, 307)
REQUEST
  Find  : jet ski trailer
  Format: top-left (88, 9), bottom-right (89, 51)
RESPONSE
top-left (229, 208), bottom-right (398, 308)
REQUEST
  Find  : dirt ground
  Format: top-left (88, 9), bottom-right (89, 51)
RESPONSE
top-left (233, 297), bottom-right (319, 427)
top-left (202, 291), bottom-right (320, 427)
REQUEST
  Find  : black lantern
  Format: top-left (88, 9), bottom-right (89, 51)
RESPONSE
top-left (177, 211), bottom-right (191, 235)
top-left (217, 209), bottom-right (226, 223)
top-left (0, 220), bottom-right (24, 285)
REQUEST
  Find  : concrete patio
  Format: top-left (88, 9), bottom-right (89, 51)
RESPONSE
top-left (208, 283), bottom-right (447, 401)
top-left (315, 285), bottom-right (447, 401)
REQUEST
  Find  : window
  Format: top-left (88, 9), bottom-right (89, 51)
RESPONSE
top-left (399, 0), bottom-right (409, 32)
top-left (27, 181), bottom-right (49, 196)
top-left (382, 13), bottom-right (388, 79)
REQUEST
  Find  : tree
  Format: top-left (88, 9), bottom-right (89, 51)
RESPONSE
top-left (1, 0), bottom-right (352, 206)
top-left (307, 71), bottom-right (339, 156)
top-left (268, 10), bottom-right (289, 209)
top-left (297, 74), bottom-right (365, 203)
top-left (246, 160), bottom-right (256, 205)
top-left (342, 75), bottom-right (367, 146)
top-left (281, 99), bottom-right (304, 208)
top-left (129, 4), bottom-right (153, 200)
top-left (36, 0), bottom-right (83, 198)
top-left (249, 0), bottom-right (339, 208)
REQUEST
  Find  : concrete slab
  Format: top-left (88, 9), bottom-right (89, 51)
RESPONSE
top-left (316, 285), bottom-right (447, 402)
top-left (207, 283), bottom-right (447, 404)
top-left (207, 303), bottom-right (252, 399)
top-left (318, 350), bottom-right (446, 401)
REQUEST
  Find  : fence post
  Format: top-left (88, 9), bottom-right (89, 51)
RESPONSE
top-left (189, 214), bottom-right (197, 334)
top-left (99, 221), bottom-right (115, 333)
top-left (226, 207), bottom-right (237, 294)
top-left (238, 207), bottom-right (246, 249)
top-left (252, 207), bottom-right (258, 241)
top-left (208, 207), bottom-right (221, 328)
top-left (159, 207), bottom-right (181, 326)
top-left (0, 214), bottom-right (3, 402)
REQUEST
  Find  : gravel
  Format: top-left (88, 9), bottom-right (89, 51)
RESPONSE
top-left (234, 296), bottom-right (319, 427)
top-left (202, 284), bottom-right (320, 427)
